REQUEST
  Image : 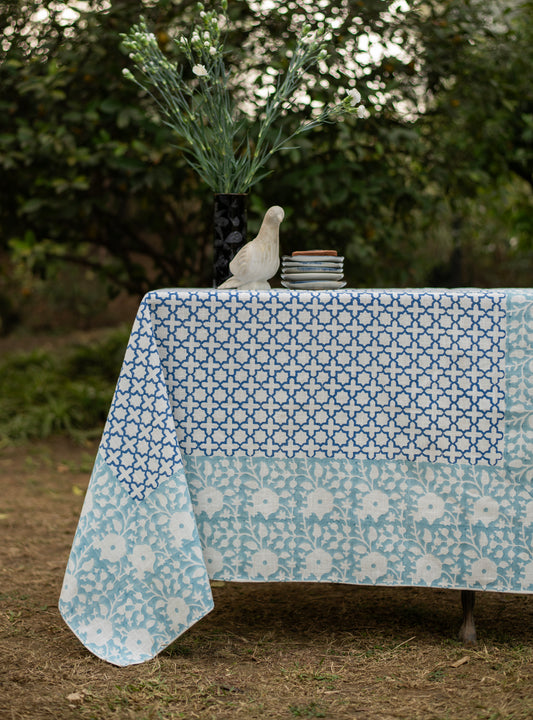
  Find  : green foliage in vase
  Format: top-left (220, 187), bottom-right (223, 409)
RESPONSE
top-left (121, 2), bottom-right (363, 193)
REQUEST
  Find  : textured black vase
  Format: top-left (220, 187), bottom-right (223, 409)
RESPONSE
top-left (213, 193), bottom-right (247, 287)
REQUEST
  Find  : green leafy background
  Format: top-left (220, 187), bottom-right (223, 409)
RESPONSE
top-left (1, 0), bottom-right (532, 330)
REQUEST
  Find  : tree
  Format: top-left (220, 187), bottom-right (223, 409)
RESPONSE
top-left (0, 0), bottom-right (531, 318)
top-left (0, 0), bottom-right (213, 299)
top-left (386, 0), bottom-right (533, 284)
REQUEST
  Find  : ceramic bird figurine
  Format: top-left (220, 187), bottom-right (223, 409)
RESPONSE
top-left (217, 205), bottom-right (284, 289)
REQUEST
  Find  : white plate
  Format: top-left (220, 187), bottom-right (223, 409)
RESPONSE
top-left (282, 264), bottom-right (343, 271)
top-left (281, 272), bottom-right (344, 280)
top-left (282, 255), bottom-right (344, 264)
top-left (281, 280), bottom-right (347, 290)
top-left (282, 263), bottom-right (344, 271)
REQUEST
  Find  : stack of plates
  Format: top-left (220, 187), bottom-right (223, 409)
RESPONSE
top-left (281, 250), bottom-right (346, 290)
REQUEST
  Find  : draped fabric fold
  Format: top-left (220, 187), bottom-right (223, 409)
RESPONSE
top-left (60, 288), bottom-right (533, 666)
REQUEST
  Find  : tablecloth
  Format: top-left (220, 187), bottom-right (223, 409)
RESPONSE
top-left (59, 288), bottom-right (533, 665)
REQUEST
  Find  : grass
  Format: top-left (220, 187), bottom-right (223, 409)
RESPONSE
top-left (0, 327), bottom-right (128, 443)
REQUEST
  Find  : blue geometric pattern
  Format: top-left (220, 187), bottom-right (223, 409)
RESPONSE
top-left (148, 290), bottom-right (506, 468)
top-left (111, 289), bottom-right (506, 501)
top-left (59, 288), bottom-right (533, 666)
top-left (100, 300), bottom-right (183, 500)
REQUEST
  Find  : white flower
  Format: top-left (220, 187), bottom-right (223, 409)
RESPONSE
top-left (472, 497), bottom-right (499, 526)
top-left (83, 617), bottom-right (113, 647)
top-left (360, 552), bottom-right (388, 582)
top-left (125, 628), bottom-right (154, 657)
top-left (169, 511), bottom-right (197, 543)
top-left (305, 488), bottom-right (334, 519)
top-left (192, 64), bottom-right (208, 77)
top-left (251, 550), bottom-right (279, 578)
top-left (522, 561), bottom-right (533, 585)
top-left (98, 533), bottom-right (127, 562)
top-left (362, 490), bottom-right (389, 522)
top-left (60, 572), bottom-right (78, 603)
top-left (415, 554), bottom-right (442, 585)
top-left (346, 88), bottom-right (361, 106)
top-left (166, 597), bottom-right (190, 628)
top-left (524, 500), bottom-right (533, 525)
top-left (305, 549), bottom-right (333, 578)
top-left (468, 558), bottom-right (497, 586)
top-left (81, 484), bottom-right (94, 515)
top-left (416, 493), bottom-right (445, 524)
top-left (251, 488), bottom-right (279, 517)
top-left (203, 547), bottom-right (223, 575)
top-left (130, 544), bottom-right (156, 576)
top-left (196, 487), bottom-right (224, 518)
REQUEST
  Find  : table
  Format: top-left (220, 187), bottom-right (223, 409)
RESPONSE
top-left (59, 288), bottom-right (533, 666)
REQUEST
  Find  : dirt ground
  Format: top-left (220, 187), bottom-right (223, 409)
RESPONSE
top-left (1, 437), bottom-right (532, 720)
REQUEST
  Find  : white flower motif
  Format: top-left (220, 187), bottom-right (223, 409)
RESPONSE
top-left (524, 500), bottom-right (533, 525)
top-left (203, 547), bottom-right (223, 575)
top-left (416, 493), bottom-right (445, 523)
top-left (83, 617), bottom-right (113, 647)
top-left (192, 64), bottom-right (208, 77)
top-left (472, 497), bottom-right (499, 526)
top-left (60, 572), bottom-right (78, 603)
top-left (362, 490), bottom-right (389, 522)
top-left (522, 561), bottom-right (533, 585)
top-left (125, 628), bottom-right (154, 657)
top-left (305, 549), bottom-right (333, 578)
top-left (98, 533), bottom-right (127, 562)
top-left (166, 597), bottom-right (190, 629)
top-left (305, 488), bottom-right (334, 520)
top-left (360, 552), bottom-right (388, 582)
top-left (251, 488), bottom-right (279, 518)
top-left (469, 558), bottom-right (497, 586)
top-left (169, 511), bottom-right (197, 543)
top-left (81, 486), bottom-right (94, 516)
top-left (130, 544), bottom-right (156, 576)
top-left (251, 550), bottom-right (279, 578)
top-left (196, 487), bottom-right (224, 518)
top-left (415, 554), bottom-right (442, 585)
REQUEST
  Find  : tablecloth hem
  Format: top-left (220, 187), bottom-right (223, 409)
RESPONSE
top-left (209, 576), bottom-right (533, 595)
top-left (59, 601), bottom-right (215, 667)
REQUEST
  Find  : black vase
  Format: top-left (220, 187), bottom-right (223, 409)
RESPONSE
top-left (213, 193), bottom-right (247, 287)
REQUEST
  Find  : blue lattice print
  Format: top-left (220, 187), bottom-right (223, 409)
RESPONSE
top-left (99, 300), bottom-right (184, 500)
top-left (147, 289), bottom-right (506, 469)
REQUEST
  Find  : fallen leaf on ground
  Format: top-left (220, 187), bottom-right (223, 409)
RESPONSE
top-left (66, 692), bottom-right (85, 702)
top-left (451, 656), bottom-right (470, 668)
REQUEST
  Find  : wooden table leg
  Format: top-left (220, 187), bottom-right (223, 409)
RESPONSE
top-left (458, 590), bottom-right (477, 646)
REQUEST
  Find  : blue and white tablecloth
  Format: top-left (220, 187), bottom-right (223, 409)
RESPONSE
top-left (59, 288), bottom-right (533, 665)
